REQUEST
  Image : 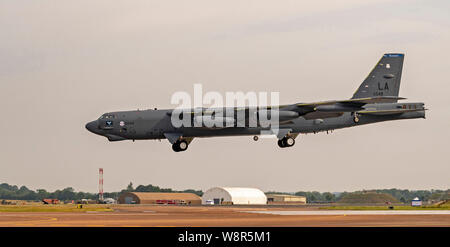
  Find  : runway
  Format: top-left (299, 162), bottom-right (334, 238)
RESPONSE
top-left (0, 205), bottom-right (449, 227)
top-left (245, 210), bottom-right (450, 216)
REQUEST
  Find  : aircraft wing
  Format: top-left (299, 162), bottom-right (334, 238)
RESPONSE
top-left (167, 96), bottom-right (406, 123)
top-left (296, 96), bottom-right (406, 120)
top-left (296, 96), bottom-right (405, 107)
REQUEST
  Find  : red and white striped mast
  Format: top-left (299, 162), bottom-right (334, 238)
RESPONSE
top-left (99, 168), bottom-right (104, 201)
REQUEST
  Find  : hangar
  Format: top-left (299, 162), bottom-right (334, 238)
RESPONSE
top-left (266, 194), bottom-right (306, 204)
top-left (202, 187), bottom-right (267, 205)
top-left (118, 192), bottom-right (201, 205)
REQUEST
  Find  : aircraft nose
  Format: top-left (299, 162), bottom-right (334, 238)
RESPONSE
top-left (85, 120), bottom-right (99, 134)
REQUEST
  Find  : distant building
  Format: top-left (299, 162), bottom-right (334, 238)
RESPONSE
top-left (42, 199), bottom-right (60, 204)
top-left (118, 192), bottom-right (201, 205)
top-left (202, 187), bottom-right (267, 205)
top-left (103, 198), bottom-right (116, 204)
top-left (78, 199), bottom-right (97, 204)
top-left (411, 197), bottom-right (422, 207)
top-left (266, 194), bottom-right (306, 204)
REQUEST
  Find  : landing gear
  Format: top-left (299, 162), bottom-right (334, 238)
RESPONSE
top-left (277, 136), bottom-right (295, 148)
top-left (353, 113), bottom-right (360, 123)
top-left (172, 140), bottom-right (188, 152)
top-left (277, 139), bottom-right (284, 147)
top-left (253, 136), bottom-right (259, 141)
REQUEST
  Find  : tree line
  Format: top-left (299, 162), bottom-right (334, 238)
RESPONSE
top-left (267, 189), bottom-right (449, 203)
top-left (0, 182), bottom-right (448, 203)
top-left (0, 182), bottom-right (202, 201)
top-left (0, 183), bottom-right (96, 201)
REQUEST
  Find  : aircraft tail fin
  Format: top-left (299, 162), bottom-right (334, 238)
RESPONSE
top-left (352, 53), bottom-right (404, 101)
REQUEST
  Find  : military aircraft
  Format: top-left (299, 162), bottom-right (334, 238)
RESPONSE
top-left (86, 53), bottom-right (426, 152)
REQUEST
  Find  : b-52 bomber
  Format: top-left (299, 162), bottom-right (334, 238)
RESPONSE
top-left (86, 53), bottom-right (426, 152)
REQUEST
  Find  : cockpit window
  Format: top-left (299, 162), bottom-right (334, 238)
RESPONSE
top-left (99, 114), bottom-right (115, 119)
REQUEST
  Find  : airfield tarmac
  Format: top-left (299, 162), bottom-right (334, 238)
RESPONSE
top-left (0, 205), bottom-right (449, 227)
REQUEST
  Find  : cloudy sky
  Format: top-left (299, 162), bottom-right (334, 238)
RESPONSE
top-left (1, 0), bottom-right (449, 193)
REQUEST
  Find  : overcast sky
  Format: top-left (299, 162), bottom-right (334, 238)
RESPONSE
top-left (1, 0), bottom-right (449, 193)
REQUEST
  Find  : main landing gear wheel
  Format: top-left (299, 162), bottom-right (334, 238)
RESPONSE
top-left (353, 113), bottom-right (360, 123)
top-left (172, 140), bottom-right (188, 152)
top-left (277, 139), bottom-right (284, 147)
top-left (278, 136), bottom-right (295, 148)
top-left (253, 136), bottom-right (259, 141)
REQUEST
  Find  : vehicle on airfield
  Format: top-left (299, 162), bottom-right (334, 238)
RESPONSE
top-left (86, 53), bottom-right (426, 152)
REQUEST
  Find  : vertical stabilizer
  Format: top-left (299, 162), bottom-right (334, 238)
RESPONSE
top-left (352, 53), bottom-right (404, 101)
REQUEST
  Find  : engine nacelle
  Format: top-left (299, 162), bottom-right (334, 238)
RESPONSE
top-left (315, 103), bottom-right (363, 112)
top-left (256, 110), bottom-right (299, 122)
top-left (193, 116), bottom-right (235, 128)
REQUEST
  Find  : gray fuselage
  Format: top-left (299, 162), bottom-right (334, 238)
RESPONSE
top-left (85, 102), bottom-right (425, 142)
top-left (85, 53), bottom-right (426, 151)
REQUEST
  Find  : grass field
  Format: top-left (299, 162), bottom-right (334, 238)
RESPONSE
top-left (0, 204), bottom-right (114, 212)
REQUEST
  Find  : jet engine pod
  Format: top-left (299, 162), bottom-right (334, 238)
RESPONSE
top-left (313, 119), bottom-right (324, 125)
top-left (193, 116), bottom-right (235, 128)
top-left (315, 103), bottom-right (363, 112)
top-left (256, 110), bottom-right (299, 122)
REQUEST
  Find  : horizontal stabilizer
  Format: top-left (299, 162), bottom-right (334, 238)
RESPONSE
top-left (358, 108), bottom-right (426, 116)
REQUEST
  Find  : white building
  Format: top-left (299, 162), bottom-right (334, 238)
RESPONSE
top-left (411, 197), bottom-right (422, 206)
top-left (202, 187), bottom-right (267, 205)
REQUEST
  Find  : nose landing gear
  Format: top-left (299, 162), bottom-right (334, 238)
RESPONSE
top-left (172, 140), bottom-right (188, 152)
